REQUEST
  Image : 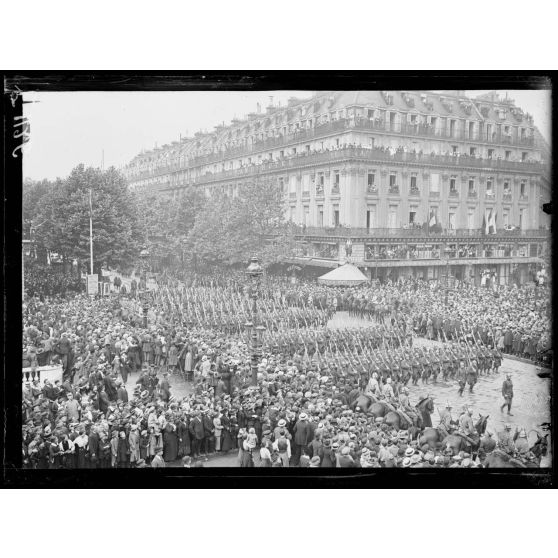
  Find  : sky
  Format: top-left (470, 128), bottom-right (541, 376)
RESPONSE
top-left (22, 89), bottom-right (551, 181)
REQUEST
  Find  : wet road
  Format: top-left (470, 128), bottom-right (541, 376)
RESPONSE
top-left (328, 312), bottom-right (551, 442)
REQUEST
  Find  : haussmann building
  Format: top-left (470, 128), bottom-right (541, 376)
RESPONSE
top-left (122, 90), bottom-right (551, 287)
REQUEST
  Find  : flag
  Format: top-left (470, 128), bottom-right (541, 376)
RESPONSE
top-left (489, 210), bottom-right (497, 234)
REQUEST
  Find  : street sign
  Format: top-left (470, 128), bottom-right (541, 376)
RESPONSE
top-left (86, 274), bottom-right (99, 296)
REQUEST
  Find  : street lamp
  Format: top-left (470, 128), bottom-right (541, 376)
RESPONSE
top-left (443, 246), bottom-right (452, 305)
top-left (139, 249), bottom-right (150, 328)
top-left (245, 255), bottom-right (264, 386)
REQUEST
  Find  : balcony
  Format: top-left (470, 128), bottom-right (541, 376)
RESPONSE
top-left (145, 146), bottom-right (547, 187)
top-left (331, 186), bottom-right (340, 195)
top-left (388, 184), bottom-right (400, 195)
top-left (129, 117), bottom-right (539, 180)
top-left (485, 191), bottom-right (496, 201)
top-left (502, 192), bottom-right (513, 202)
top-left (366, 185), bottom-right (379, 195)
top-left (448, 189), bottom-right (459, 198)
top-left (519, 194), bottom-right (529, 202)
top-left (315, 186), bottom-right (325, 197)
top-left (467, 190), bottom-right (478, 199)
top-left (409, 187), bottom-right (421, 198)
top-left (429, 190), bottom-right (440, 198)
top-left (292, 226), bottom-right (548, 239)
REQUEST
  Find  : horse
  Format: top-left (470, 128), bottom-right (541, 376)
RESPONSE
top-left (351, 393), bottom-right (376, 413)
top-left (415, 396), bottom-right (435, 428)
top-left (482, 450), bottom-right (530, 468)
top-left (442, 414), bottom-right (489, 455)
top-left (384, 410), bottom-right (423, 432)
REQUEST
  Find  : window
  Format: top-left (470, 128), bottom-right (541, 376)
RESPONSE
top-left (469, 121), bottom-right (475, 138)
top-left (449, 176), bottom-right (457, 192)
top-left (505, 150), bottom-right (511, 160)
top-left (503, 180), bottom-right (510, 192)
top-left (469, 147), bottom-right (476, 156)
top-left (430, 173), bottom-right (440, 193)
top-left (409, 208), bottom-right (417, 224)
top-left (467, 210), bottom-right (475, 229)
top-left (368, 109), bottom-right (375, 119)
top-left (388, 205), bottom-right (398, 228)
top-left (317, 206), bottom-right (324, 227)
top-left (468, 178), bottom-right (475, 193)
top-left (292, 147), bottom-right (297, 155)
top-left (269, 152), bottom-right (273, 160)
top-left (334, 171), bottom-right (340, 187)
top-left (450, 120), bottom-right (456, 137)
top-left (333, 206), bottom-right (340, 226)
top-left (520, 182), bottom-right (526, 196)
top-left (521, 152), bottom-right (527, 161)
top-left (452, 145), bottom-right (458, 154)
top-left (389, 173), bottom-right (396, 187)
top-left (367, 206), bottom-right (376, 229)
top-left (335, 138), bottom-right (340, 147)
top-left (486, 178), bottom-right (494, 195)
top-left (279, 150), bottom-right (284, 158)
top-left (503, 211), bottom-right (509, 227)
top-left (488, 149), bottom-right (494, 159)
top-left (519, 208), bottom-right (525, 230)
top-left (448, 211), bottom-right (456, 230)
top-left (367, 172), bottom-right (376, 186)
top-left (305, 144), bottom-right (310, 153)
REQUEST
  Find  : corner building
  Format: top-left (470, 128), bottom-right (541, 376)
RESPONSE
top-left (123, 90), bottom-right (551, 286)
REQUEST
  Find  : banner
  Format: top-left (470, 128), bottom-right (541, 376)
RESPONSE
top-left (86, 274), bottom-right (99, 296)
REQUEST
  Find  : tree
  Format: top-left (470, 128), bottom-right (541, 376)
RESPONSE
top-left (186, 176), bottom-right (295, 269)
top-left (136, 185), bottom-right (207, 268)
top-left (32, 165), bottom-right (141, 275)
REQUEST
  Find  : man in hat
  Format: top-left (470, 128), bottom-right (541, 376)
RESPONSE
top-left (497, 423), bottom-right (516, 454)
top-left (151, 447), bottom-right (166, 468)
top-left (458, 406), bottom-right (475, 438)
top-left (292, 412), bottom-right (311, 466)
top-left (500, 374), bottom-right (514, 416)
top-left (438, 401), bottom-right (455, 439)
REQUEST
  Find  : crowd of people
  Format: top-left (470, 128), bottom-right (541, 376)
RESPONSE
top-left (24, 261), bottom-right (84, 298)
top-left (21, 269), bottom-right (551, 469)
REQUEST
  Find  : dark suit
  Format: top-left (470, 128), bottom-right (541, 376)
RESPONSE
top-left (188, 417), bottom-right (204, 457)
top-left (88, 432), bottom-right (100, 468)
top-left (202, 415), bottom-right (215, 454)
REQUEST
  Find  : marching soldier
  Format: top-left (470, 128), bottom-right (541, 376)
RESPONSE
top-left (500, 373), bottom-right (514, 416)
top-left (466, 358), bottom-right (477, 393)
top-left (457, 360), bottom-right (467, 396)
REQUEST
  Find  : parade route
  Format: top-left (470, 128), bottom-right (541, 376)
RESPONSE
top-left (327, 312), bottom-right (551, 438)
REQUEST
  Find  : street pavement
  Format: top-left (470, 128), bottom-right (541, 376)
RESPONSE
top-left (123, 311), bottom-right (551, 467)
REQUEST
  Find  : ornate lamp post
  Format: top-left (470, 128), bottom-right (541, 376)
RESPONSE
top-left (245, 256), bottom-right (264, 386)
top-left (443, 246), bottom-right (452, 305)
top-left (139, 249), bottom-right (150, 328)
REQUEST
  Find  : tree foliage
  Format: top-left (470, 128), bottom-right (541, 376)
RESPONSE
top-left (24, 165), bottom-right (141, 273)
top-left (186, 177), bottom-right (295, 268)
